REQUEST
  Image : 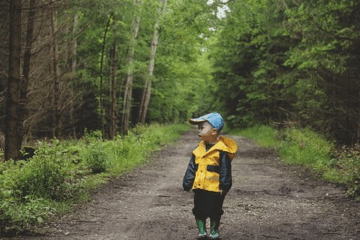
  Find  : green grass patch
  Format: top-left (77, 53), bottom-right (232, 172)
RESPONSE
top-left (278, 128), bottom-right (334, 168)
top-left (231, 125), bottom-right (360, 197)
top-left (229, 125), bottom-right (280, 148)
top-left (0, 123), bottom-right (189, 232)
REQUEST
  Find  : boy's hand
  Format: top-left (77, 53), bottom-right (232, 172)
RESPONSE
top-left (183, 187), bottom-right (192, 192)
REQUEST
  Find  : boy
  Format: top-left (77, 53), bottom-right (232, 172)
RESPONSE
top-left (183, 112), bottom-right (237, 239)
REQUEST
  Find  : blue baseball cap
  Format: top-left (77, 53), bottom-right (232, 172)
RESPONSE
top-left (189, 112), bottom-right (224, 132)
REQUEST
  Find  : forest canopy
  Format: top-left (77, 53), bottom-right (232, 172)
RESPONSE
top-left (210, 0), bottom-right (360, 145)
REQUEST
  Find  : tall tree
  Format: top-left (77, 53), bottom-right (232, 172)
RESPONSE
top-left (69, 13), bottom-right (78, 138)
top-left (5, 0), bottom-right (22, 160)
top-left (99, 16), bottom-right (112, 138)
top-left (121, 0), bottom-right (142, 134)
top-left (109, 40), bottom-right (118, 139)
top-left (138, 0), bottom-right (167, 124)
top-left (19, 0), bottom-right (37, 143)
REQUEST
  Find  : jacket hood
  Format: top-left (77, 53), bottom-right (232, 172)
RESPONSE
top-left (195, 136), bottom-right (238, 161)
top-left (217, 136), bottom-right (237, 160)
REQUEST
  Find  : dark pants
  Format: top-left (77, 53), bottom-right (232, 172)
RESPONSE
top-left (192, 189), bottom-right (226, 221)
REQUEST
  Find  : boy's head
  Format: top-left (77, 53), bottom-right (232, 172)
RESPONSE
top-left (189, 112), bottom-right (224, 143)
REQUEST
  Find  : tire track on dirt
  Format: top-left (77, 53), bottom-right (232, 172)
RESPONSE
top-left (19, 128), bottom-right (360, 240)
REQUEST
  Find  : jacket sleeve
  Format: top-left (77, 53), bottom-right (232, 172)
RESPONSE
top-left (219, 151), bottom-right (232, 192)
top-left (183, 154), bottom-right (197, 191)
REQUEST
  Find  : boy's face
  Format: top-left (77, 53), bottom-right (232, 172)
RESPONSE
top-left (197, 121), bottom-right (218, 143)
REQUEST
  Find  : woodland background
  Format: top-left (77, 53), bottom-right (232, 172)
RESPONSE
top-left (1, 0), bottom-right (360, 160)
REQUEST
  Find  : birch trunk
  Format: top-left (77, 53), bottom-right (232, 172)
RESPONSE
top-left (121, 0), bottom-right (142, 133)
top-left (5, 0), bottom-right (22, 161)
top-left (138, 0), bottom-right (167, 124)
top-left (51, 8), bottom-right (61, 138)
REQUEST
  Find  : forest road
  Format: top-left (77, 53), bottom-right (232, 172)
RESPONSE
top-left (21, 128), bottom-right (360, 240)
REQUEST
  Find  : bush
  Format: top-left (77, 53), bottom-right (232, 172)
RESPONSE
top-left (85, 144), bottom-right (108, 174)
top-left (332, 145), bottom-right (360, 196)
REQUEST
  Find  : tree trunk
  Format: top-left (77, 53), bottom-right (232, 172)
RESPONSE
top-left (109, 41), bottom-right (118, 140)
top-left (50, 8), bottom-right (61, 139)
top-left (5, 0), bottom-right (22, 161)
top-left (138, 0), bottom-right (167, 124)
top-left (19, 0), bottom-right (36, 144)
top-left (99, 17), bottom-right (111, 139)
top-left (71, 14), bottom-right (78, 73)
top-left (70, 13), bottom-right (78, 138)
top-left (121, 0), bottom-right (142, 134)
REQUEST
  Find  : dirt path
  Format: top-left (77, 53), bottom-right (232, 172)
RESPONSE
top-left (20, 129), bottom-right (360, 240)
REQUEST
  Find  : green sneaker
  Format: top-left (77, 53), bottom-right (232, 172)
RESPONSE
top-left (195, 218), bottom-right (207, 239)
top-left (208, 219), bottom-right (220, 239)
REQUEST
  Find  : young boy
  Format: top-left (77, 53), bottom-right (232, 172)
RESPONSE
top-left (183, 112), bottom-right (237, 239)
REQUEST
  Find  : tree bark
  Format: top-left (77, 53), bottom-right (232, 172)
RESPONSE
top-left (19, 0), bottom-right (36, 144)
top-left (5, 0), bottom-right (22, 161)
top-left (51, 7), bottom-right (61, 139)
top-left (122, 0), bottom-right (142, 134)
top-left (99, 17), bottom-right (111, 139)
top-left (71, 14), bottom-right (78, 73)
top-left (109, 41), bottom-right (118, 140)
top-left (70, 13), bottom-right (78, 139)
top-left (138, 0), bottom-right (167, 124)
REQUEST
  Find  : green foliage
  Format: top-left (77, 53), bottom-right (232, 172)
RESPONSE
top-left (2, 140), bottom-right (83, 201)
top-left (0, 140), bottom-right (85, 230)
top-left (209, 0), bottom-right (360, 145)
top-left (332, 145), bottom-right (360, 196)
top-left (0, 197), bottom-right (56, 230)
top-left (278, 128), bottom-right (334, 167)
top-left (0, 124), bottom-right (189, 231)
top-left (210, 0), bottom-right (296, 129)
top-left (85, 143), bottom-right (108, 174)
top-left (230, 125), bottom-right (280, 148)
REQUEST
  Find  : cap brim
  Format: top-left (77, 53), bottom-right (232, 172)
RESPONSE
top-left (189, 118), bottom-right (207, 125)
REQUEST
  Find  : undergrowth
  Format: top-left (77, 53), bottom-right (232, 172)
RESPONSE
top-left (0, 123), bottom-right (189, 233)
top-left (231, 125), bottom-right (360, 198)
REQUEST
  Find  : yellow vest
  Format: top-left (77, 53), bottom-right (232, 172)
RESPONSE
top-left (192, 136), bottom-right (237, 193)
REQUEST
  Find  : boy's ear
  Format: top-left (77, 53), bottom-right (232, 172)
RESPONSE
top-left (211, 128), bottom-right (218, 136)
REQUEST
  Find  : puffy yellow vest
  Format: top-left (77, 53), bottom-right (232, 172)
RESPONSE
top-left (192, 136), bottom-right (237, 193)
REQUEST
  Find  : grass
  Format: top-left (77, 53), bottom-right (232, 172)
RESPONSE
top-left (0, 123), bottom-right (190, 233)
top-left (230, 125), bottom-right (280, 148)
top-left (230, 125), bottom-right (360, 198)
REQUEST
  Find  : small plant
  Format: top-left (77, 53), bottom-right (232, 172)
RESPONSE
top-left (85, 144), bottom-right (108, 173)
